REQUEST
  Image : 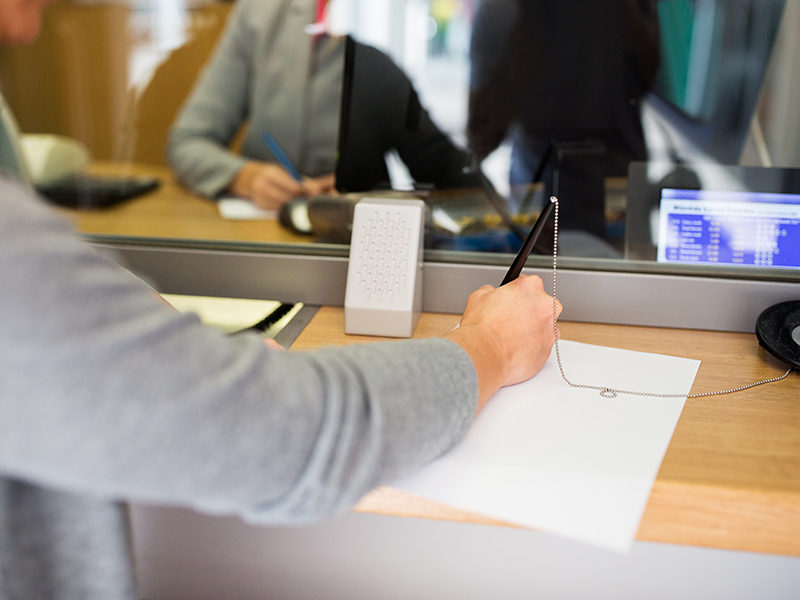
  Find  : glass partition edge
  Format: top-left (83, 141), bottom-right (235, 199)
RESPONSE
top-left (92, 241), bottom-right (800, 334)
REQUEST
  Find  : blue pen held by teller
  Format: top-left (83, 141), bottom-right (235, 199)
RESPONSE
top-left (260, 132), bottom-right (303, 182)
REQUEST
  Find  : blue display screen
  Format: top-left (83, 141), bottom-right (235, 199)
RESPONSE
top-left (657, 189), bottom-right (800, 269)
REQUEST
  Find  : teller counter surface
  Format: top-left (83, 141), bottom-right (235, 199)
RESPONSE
top-left (292, 307), bottom-right (800, 557)
top-left (55, 163), bottom-right (309, 245)
top-left (55, 164), bottom-right (623, 248)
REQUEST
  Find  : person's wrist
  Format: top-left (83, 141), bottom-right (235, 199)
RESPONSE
top-left (444, 324), bottom-right (507, 412)
top-left (229, 162), bottom-right (258, 198)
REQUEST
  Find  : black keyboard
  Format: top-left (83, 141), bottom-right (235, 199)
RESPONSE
top-left (38, 174), bottom-right (160, 209)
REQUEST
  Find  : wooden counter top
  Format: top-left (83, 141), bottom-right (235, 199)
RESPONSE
top-left (56, 163), bottom-right (309, 245)
top-left (293, 307), bottom-right (800, 556)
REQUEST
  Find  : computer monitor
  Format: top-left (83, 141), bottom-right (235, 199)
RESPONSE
top-left (656, 187), bottom-right (800, 269)
top-left (334, 35), bottom-right (481, 195)
top-left (626, 160), bottom-right (800, 265)
top-left (334, 35), bottom-right (420, 194)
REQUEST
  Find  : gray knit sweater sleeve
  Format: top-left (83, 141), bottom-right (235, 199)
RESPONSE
top-left (166, 0), bottom-right (253, 197)
top-left (0, 177), bottom-right (478, 522)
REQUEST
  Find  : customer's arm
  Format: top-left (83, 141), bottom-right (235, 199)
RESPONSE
top-left (0, 178), bottom-right (557, 523)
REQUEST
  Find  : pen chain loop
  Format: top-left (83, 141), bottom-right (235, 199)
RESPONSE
top-left (547, 196), bottom-right (792, 399)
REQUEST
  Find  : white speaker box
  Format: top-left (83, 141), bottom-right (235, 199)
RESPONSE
top-left (344, 198), bottom-right (425, 337)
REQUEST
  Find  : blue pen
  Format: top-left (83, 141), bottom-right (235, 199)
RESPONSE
top-left (260, 132), bottom-right (303, 182)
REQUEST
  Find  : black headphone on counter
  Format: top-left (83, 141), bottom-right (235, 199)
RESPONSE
top-left (756, 301), bottom-right (800, 370)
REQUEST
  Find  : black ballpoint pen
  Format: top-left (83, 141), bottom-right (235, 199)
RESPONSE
top-left (500, 196), bottom-right (556, 286)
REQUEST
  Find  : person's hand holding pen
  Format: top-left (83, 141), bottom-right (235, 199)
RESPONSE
top-left (227, 132), bottom-right (336, 210)
top-left (444, 276), bottom-right (562, 413)
top-left (444, 197), bottom-right (561, 413)
top-left (228, 163), bottom-right (335, 210)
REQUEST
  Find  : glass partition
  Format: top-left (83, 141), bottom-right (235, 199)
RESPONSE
top-left (1, 0), bottom-right (799, 283)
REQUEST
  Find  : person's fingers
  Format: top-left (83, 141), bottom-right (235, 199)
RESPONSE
top-left (303, 173), bottom-right (337, 195)
top-left (317, 173), bottom-right (337, 191)
top-left (267, 165), bottom-right (305, 195)
top-left (514, 273), bottom-right (546, 293)
top-left (262, 338), bottom-right (285, 350)
top-left (444, 275), bottom-right (564, 410)
top-left (460, 286), bottom-right (495, 322)
top-left (250, 189), bottom-right (290, 210)
top-left (250, 166), bottom-right (305, 209)
top-left (466, 285), bottom-right (495, 304)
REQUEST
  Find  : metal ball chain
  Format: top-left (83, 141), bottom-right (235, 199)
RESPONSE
top-left (547, 196), bottom-right (792, 399)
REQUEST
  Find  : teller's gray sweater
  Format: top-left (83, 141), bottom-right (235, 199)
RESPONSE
top-left (0, 176), bottom-right (477, 599)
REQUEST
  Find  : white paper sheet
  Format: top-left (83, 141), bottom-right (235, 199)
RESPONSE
top-left (394, 339), bottom-right (701, 553)
top-left (217, 197), bottom-right (278, 220)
